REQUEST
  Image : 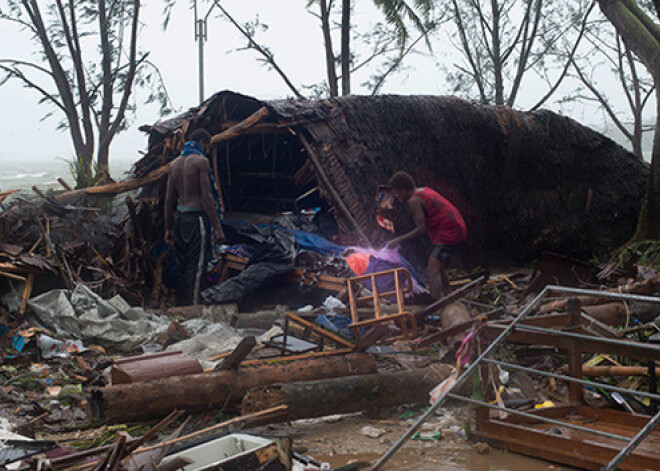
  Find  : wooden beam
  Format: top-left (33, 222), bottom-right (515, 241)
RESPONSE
top-left (54, 107), bottom-right (271, 201)
top-left (298, 133), bottom-right (370, 246)
top-left (209, 107), bottom-right (270, 148)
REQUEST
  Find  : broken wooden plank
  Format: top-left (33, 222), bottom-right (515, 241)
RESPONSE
top-left (17, 272), bottom-right (34, 316)
top-left (216, 336), bottom-right (256, 371)
top-left (90, 352), bottom-right (377, 423)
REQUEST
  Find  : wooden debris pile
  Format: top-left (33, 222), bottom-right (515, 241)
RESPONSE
top-left (0, 253), bottom-right (659, 470)
top-left (0, 189), bottom-right (166, 306)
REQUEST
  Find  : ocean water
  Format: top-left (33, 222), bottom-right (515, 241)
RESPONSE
top-left (0, 158), bottom-right (134, 194)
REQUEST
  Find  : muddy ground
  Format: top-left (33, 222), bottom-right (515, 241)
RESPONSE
top-left (256, 405), bottom-right (573, 471)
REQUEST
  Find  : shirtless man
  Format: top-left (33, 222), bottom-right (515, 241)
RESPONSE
top-left (164, 128), bottom-right (226, 305)
top-left (385, 171), bottom-right (466, 298)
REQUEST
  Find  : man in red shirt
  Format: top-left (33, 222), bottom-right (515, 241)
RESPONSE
top-left (385, 171), bottom-right (466, 298)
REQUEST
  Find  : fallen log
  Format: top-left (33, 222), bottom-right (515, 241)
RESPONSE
top-left (241, 365), bottom-right (453, 421)
top-left (111, 351), bottom-right (203, 385)
top-left (89, 352), bottom-right (376, 423)
top-left (581, 302), bottom-right (627, 326)
top-left (538, 277), bottom-right (660, 313)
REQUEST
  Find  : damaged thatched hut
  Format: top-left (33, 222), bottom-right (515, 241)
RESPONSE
top-left (134, 90), bottom-right (647, 265)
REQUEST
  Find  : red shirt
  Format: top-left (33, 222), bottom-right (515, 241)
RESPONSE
top-left (413, 187), bottom-right (466, 245)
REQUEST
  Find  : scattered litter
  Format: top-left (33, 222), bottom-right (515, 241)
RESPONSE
top-left (37, 334), bottom-right (87, 359)
top-left (360, 425), bottom-right (388, 438)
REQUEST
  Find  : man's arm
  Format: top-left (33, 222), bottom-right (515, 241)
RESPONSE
top-left (198, 159), bottom-right (226, 243)
top-left (164, 163), bottom-right (177, 245)
top-left (385, 197), bottom-right (427, 249)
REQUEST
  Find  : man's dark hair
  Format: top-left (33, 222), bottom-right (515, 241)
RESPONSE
top-left (189, 128), bottom-right (212, 145)
top-left (388, 171), bottom-right (416, 191)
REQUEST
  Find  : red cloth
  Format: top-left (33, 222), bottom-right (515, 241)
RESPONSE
top-left (345, 252), bottom-right (370, 276)
top-left (413, 187), bottom-right (466, 245)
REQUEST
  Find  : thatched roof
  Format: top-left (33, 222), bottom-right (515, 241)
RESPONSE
top-left (137, 90), bottom-right (649, 264)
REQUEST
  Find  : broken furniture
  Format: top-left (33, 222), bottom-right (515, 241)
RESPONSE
top-left (347, 268), bottom-right (418, 341)
top-left (372, 285), bottom-right (660, 471)
top-left (263, 311), bottom-right (354, 355)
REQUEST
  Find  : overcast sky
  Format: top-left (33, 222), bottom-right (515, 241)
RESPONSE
top-left (0, 1), bottom-right (653, 168)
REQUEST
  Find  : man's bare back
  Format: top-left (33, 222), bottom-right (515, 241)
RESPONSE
top-left (164, 149), bottom-right (225, 245)
top-left (170, 154), bottom-right (210, 210)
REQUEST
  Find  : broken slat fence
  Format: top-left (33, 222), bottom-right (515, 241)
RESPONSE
top-left (372, 286), bottom-right (660, 471)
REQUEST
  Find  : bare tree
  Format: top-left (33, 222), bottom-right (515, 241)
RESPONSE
top-left (598, 0), bottom-right (660, 240)
top-left (0, 0), bottom-right (171, 184)
top-left (309, 0), bottom-right (436, 96)
top-left (571, 27), bottom-right (654, 160)
top-left (447, 0), bottom-right (594, 108)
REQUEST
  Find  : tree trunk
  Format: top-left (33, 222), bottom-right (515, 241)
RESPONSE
top-left (632, 85), bottom-right (660, 240)
top-left (341, 0), bottom-right (351, 95)
top-left (491, 0), bottom-right (504, 105)
top-left (320, 0), bottom-right (338, 97)
top-left (241, 365), bottom-right (453, 421)
top-left (89, 352), bottom-right (377, 423)
top-left (78, 149), bottom-right (94, 183)
top-left (97, 141), bottom-right (110, 172)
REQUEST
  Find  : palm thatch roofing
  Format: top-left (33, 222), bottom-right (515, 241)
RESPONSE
top-left (137, 90), bottom-right (649, 265)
